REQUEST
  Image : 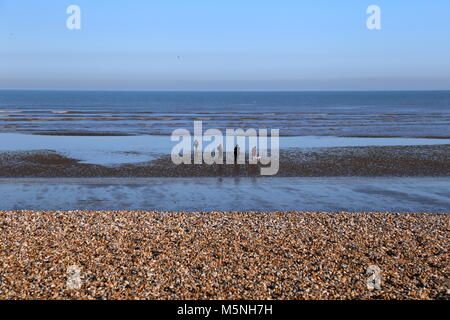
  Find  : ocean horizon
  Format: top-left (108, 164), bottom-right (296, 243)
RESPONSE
top-left (0, 90), bottom-right (449, 137)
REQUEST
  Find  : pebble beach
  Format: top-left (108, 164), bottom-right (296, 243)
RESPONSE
top-left (0, 210), bottom-right (448, 300)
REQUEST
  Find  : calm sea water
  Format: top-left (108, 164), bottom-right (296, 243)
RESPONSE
top-left (1, 90), bottom-right (449, 137)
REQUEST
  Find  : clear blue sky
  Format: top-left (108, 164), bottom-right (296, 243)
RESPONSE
top-left (1, 0), bottom-right (449, 90)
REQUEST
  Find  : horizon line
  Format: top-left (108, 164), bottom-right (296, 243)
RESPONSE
top-left (2, 88), bottom-right (450, 92)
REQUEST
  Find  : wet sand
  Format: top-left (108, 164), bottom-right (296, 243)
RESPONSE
top-left (1, 145), bottom-right (449, 177)
top-left (1, 177), bottom-right (449, 212)
top-left (0, 211), bottom-right (448, 300)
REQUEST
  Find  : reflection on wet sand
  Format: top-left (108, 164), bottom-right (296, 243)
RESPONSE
top-left (0, 177), bottom-right (449, 212)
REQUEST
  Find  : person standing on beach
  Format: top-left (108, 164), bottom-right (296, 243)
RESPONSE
top-left (217, 144), bottom-right (223, 160)
top-left (234, 145), bottom-right (239, 163)
top-left (193, 139), bottom-right (200, 163)
top-left (251, 146), bottom-right (257, 160)
top-left (193, 139), bottom-right (199, 154)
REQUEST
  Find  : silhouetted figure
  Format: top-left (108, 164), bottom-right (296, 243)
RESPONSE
top-left (234, 145), bottom-right (239, 163)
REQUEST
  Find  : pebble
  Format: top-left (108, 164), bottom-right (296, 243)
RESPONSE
top-left (0, 210), bottom-right (448, 300)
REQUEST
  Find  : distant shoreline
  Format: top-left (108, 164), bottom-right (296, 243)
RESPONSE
top-left (2, 89), bottom-right (450, 92)
top-left (3, 131), bottom-right (450, 139)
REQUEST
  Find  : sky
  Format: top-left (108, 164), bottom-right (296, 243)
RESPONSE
top-left (1, 0), bottom-right (450, 90)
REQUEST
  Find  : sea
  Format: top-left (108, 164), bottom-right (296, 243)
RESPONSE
top-left (0, 90), bottom-right (449, 212)
top-left (0, 90), bottom-right (449, 137)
